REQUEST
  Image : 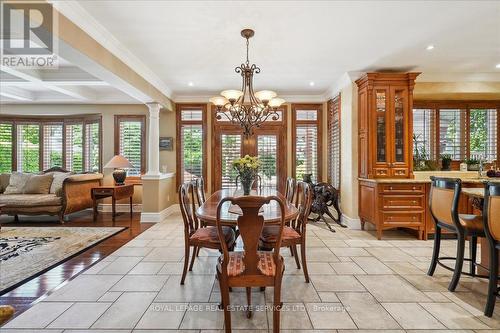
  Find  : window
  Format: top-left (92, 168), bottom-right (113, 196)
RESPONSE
top-left (115, 115), bottom-right (145, 176)
top-left (292, 104), bottom-right (322, 182)
top-left (220, 134), bottom-right (242, 189)
top-left (327, 95), bottom-right (341, 189)
top-left (257, 135), bottom-right (278, 189)
top-left (0, 123), bottom-right (13, 173)
top-left (176, 104), bottom-right (207, 187)
top-left (413, 102), bottom-right (499, 167)
top-left (413, 109), bottom-right (436, 160)
top-left (0, 116), bottom-right (102, 173)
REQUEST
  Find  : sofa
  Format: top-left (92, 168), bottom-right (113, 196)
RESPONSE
top-left (0, 168), bottom-right (103, 223)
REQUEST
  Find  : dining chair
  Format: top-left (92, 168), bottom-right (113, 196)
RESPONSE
top-left (284, 177), bottom-right (296, 204)
top-left (260, 181), bottom-right (313, 282)
top-left (483, 181), bottom-right (500, 317)
top-left (235, 174), bottom-right (263, 192)
top-left (179, 182), bottom-right (236, 285)
top-left (194, 176), bottom-right (206, 206)
top-left (427, 177), bottom-right (484, 291)
top-left (215, 194), bottom-right (286, 333)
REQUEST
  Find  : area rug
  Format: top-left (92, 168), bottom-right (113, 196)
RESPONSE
top-left (0, 226), bottom-right (125, 294)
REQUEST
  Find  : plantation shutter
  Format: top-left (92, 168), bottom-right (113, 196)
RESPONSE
top-left (439, 109), bottom-right (466, 161)
top-left (257, 135), bottom-right (278, 190)
top-left (181, 124), bottom-right (203, 183)
top-left (295, 124), bottom-right (318, 181)
top-left (328, 96), bottom-right (341, 189)
top-left (118, 119), bottom-right (143, 176)
top-left (42, 124), bottom-right (63, 170)
top-left (84, 121), bottom-right (100, 172)
top-left (65, 124), bottom-right (83, 172)
top-left (220, 134), bottom-right (241, 189)
top-left (413, 108), bottom-right (436, 160)
top-left (0, 123), bottom-right (13, 173)
top-left (17, 124), bottom-right (40, 173)
top-left (469, 108), bottom-right (497, 162)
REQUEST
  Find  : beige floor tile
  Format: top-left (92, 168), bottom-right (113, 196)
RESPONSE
top-left (143, 246), bottom-right (185, 261)
top-left (111, 246), bottom-right (153, 257)
top-left (98, 291), bottom-right (122, 302)
top-left (179, 303), bottom-right (224, 329)
top-left (305, 262), bottom-right (336, 275)
top-left (47, 302), bottom-right (111, 329)
top-left (420, 302), bottom-right (490, 329)
top-left (265, 275), bottom-right (320, 302)
top-left (356, 275), bottom-right (430, 302)
top-left (382, 302), bottom-right (445, 329)
top-left (338, 292), bottom-right (400, 329)
top-left (97, 256), bottom-right (142, 274)
top-left (318, 292), bottom-right (340, 302)
top-left (366, 247), bottom-right (417, 262)
top-left (157, 262), bottom-right (184, 274)
top-left (134, 303), bottom-right (187, 329)
top-left (322, 239), bottom-right (348, 248)
top-left (385, 262), bottom-right (425, 275)
top-left (155, 274), bottom-right (214, 302)
top-left (110, 275), bottom-right (169, 292)
top-left (330, 262), bottom-right (365, 275)
top-left (401, 274), bottom-right (451, 292)
top-left (351, 257), bottom-right (394, 274)
top-left (305, 302), bottom-right (357, 329)
top-left (306, 247), bottom-right (339, 262)
top-left (128, 262), bottom-right (165, 275)
top-left (44, 274), bottom-right (122, 302)
top-left (92, 292), bottom-right (157, 329)
top-left (267, 303), bottom-right (312, 329)
top-left (311, 275), bottom-right (365, 292)
top-left (330, 247), bottom-right (371, 257)
top-left (3, 302), bottom-right (73, 329)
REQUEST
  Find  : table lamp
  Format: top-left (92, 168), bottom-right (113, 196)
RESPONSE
top-left (104, 155), bottom-right (134, 185)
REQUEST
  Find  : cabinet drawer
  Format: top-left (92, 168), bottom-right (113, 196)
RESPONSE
top-left (382, 211), bottom-right (424, 225)
top-left (374, 168), bottom-right (390, 177)
top-left (380, 183), bottom-right (425, 194)
top-left (391, 168), bottom-right (409, 177)
top-left (381, 195), bottom-right (425, 209)
top-left (93, 189), bottom-right (113, 196)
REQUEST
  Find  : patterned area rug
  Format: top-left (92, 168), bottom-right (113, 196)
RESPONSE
top-left (0, 227), bottom-right (124, 294)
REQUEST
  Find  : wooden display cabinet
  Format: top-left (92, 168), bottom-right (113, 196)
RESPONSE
top-left (356, 73), bottom-right (420, 179)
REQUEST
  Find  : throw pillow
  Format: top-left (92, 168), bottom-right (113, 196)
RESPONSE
top-left (49, 172), bottom-right (72, 196)
top-left (0, 174), bottom-right (10, 193)
top-left (23, 174), bottom-right (54, 194)
top-left (4, 172), bottom-right (32, 194)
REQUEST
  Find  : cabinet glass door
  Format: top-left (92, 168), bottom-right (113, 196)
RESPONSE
top-left (393, 89), bottom-right (406, 163)
top-left (375, 89), bottom-right (388, 163)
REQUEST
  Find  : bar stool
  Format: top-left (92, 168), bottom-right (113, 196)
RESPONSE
top-left (483, 182), bottom-right (500, 317)
top-left (427, 177), bottom-right (485, 291)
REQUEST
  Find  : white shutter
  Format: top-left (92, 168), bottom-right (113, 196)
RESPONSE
top-left (17, 124), bottom-right (40, 173)
top-left (220, 134), bottom-right (241, 189)
top-left (42, 124), bottom-right (63, 170)
top-left (0, 123), bottom-right (13, 173)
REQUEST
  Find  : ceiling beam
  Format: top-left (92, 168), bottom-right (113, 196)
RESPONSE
top-left (0, 87), bottom-right (34, 101)
top-left (0, 65), bottom-right (96, 100)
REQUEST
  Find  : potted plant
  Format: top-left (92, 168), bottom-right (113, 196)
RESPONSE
top-left (233, 155), bottom-right (261, 195)
top-left (440, 154), bottom-right (452, 171)
top-left (466, 158), bottom-right (480, 171)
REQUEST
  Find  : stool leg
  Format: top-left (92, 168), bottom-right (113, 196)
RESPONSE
top-left (470, 235), bottom-right (478, 277)
top-left (428, 226), bottom-right (442, 276)
top-left (485, 245), bottom-right (498, 317)
top-left (449, 234), bottom-right (465, 292)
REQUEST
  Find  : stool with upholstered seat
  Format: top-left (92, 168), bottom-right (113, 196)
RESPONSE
top-left (427, 177), bottom-right (485, 292)
top-left (483, 182), bottom-right (500, 317)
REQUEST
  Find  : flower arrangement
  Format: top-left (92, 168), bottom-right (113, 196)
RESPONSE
top-left (233, 155), bottom-right (261, 195)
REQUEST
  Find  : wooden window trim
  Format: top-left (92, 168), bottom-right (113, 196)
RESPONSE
top-left (0, 115), bottom-right (102, 172)
top-left (413, 100), bottom-right (500, 165)
top-left (114, 115), bottom-right (146, 177)
top-left (291, 103), bottom-right (323, 181)
top-left (327, 95), bottom-right (341, 189)
top-left (176, 103), bottom-right (207, 188)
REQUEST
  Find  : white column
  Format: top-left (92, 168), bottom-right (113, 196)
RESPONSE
top-left (146, 102), bottom-right (161, 176)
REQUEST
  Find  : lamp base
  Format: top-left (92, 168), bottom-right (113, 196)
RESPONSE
top-left (113, 169), bottom-right (126, 186)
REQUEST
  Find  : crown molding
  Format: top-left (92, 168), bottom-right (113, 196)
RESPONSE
top-left (172, 94), bottom-right (329, 104)
top-left (50, 0), bottom-right (173, 99)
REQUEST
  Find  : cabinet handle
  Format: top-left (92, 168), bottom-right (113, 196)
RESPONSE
top-left (412, 200), bottom-right (417, 204)
top-left (412, 216), bottom-right (416, 220)
top-left (389, 186), bottom-right (394, 190)
top-left (412, 186), bottom-right (416, 190)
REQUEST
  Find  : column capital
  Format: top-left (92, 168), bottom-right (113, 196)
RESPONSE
top-left (146, 102), bottom-right (161, 115)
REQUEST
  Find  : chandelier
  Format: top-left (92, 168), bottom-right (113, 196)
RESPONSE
top-left (209, 29), bottom-right (285, 137)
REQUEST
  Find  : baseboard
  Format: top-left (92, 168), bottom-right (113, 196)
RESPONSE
top-left (140, 204), bottom-right (179, 223)
top-left (98, 203), bottom-right (142, 213)
top-left (341, 215), bottom-right (362, 230)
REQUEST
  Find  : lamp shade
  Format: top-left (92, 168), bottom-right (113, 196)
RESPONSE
top-left (209, 96), bottom-right (228, 106)
top-left (269, 97), bottom-right (285, 108)
top-left (255, 90), bottom-right (277, 102)
top-left (104, 155), bottom-right (134, 169)
top-left (221, 89), bottom-right (243, 101)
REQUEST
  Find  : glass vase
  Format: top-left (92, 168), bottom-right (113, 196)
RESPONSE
top-left (240, 177), bottom-right (254, 195)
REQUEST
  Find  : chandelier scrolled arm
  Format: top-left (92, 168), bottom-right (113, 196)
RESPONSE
top-left (210, 29), bottom-right (285, 137)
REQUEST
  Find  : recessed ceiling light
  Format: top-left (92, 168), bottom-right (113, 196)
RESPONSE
top-left (188, 82), bottom-right (194, 86)
top-left (426, 45), bottom-right (435, 51)
top-left (309, 81), bottom-right (315, 86)
top-left (496, 63), bottom-right (500, 69)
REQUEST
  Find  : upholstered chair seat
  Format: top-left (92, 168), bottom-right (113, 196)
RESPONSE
top-left (221, 251), bottom-right (277, 277)
top-left (190, 226), bottom-right (235, 247)
top-left (260, 225), bottom-right (301, 245)
top-left (458, 214), bottom-right (484, 232)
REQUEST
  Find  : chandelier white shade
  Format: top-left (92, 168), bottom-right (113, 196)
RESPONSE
top-left (209, 29), bottom-right (285, 136)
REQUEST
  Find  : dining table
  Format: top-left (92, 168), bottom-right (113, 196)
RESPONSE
top-left (195, 188), bottom-right (299, 226)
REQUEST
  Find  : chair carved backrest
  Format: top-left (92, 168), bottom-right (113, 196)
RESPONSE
top-left (484, 182), bottom-right (500, 242)
top-left (179, 182), bottom-right (199, 236)
top-left (285, 177), bottom-right (297, 204)
top-left (216, 195), bottom-right (285, 276)
top-left (294, 181), bottom-right (313, 235)
top-left (235, 174), bottom-right (263, 192)
top-left (429, 176), bottom-right (461, 229)
top-left (194, 177), bottom-right (206, 206)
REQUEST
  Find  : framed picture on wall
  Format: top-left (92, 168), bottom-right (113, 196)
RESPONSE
top-left (159, 137), bottom-right (173, 151)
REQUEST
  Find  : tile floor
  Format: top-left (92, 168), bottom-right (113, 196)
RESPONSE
top-left (2, 212), bottom-right (500, 333)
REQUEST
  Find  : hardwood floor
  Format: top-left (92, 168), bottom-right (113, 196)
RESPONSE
top-left (0, 210), bottom-right (152, 316)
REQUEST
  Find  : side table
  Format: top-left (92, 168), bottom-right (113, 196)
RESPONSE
top-left (91, 185), bottom-right (134, 223)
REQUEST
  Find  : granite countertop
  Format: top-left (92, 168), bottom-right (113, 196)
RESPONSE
top-left (358, 177), bottom-right (500, 184)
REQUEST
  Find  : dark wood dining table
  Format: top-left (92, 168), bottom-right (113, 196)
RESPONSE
top-left (195, 189), bottom-right (299, 226)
